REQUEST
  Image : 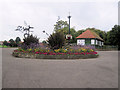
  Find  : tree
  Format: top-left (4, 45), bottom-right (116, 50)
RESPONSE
top-left (3, 40), bottom-right (9, 46)
top-left (42, 40), bottom-right (47, 44)
top-left (107, 25), bottom-right (120, 49)
top-left (54, 20), bottom-right (78, 43)
top-left (9, 39), bottom-right (16, 47)
top-left (75, 29), bottom-right (85, 38)
top-left (54, 20), bottom-right (69, 31)
top-left (23, 34), bottom-right (39, 45)
top-left (47, 32), bottom-right (65, 50)
top-left (15, 37), bottom-right (21, 43)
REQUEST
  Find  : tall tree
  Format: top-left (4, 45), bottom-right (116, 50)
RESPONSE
top-left (107, 25), bottom-right (120, 49)
top-left (54, 20), bottom-right (77, 43)
top-left (54, 20), bottom-right (69, 31)
top-left (75, 29), bottom-right (85, 37)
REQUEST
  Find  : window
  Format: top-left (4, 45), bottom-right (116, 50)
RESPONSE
top-left (77, 39), bottom-right (85, 45)
top-left (96, 40), bottom-right (97, 45)
top-left (81, 39), bottom-right (85, 45)
top-left (99, 41), bottom-right (101, 46)
top-left (91, 39), bottom-right (95, 44)
top-left (102, 42), bottom-right (104, 46)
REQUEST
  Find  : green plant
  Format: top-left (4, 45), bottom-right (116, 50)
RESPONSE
top-left (3, 40), bottom-right (9, 46)
top-left (47, 32), bottom-right (65, 50)
top-left (23, 34), bottom-right (39, 45)
top-left (42, 40), bottom-right (47, 44)
top-left (9, 39), bottom-right (17, 47)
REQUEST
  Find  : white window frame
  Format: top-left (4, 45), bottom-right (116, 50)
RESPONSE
top-left (102, 42), bottom-right (104, 46)
top-left (81, 39), bottom-right (85, 45)
top-left (96, 40), bottom-right (98, 45)
top-left (77, 39), bottom-right (85, 45)
top-left (91, 39), bottom-right (95, 45)
top-left (99, 41), bottom-right (101, 46)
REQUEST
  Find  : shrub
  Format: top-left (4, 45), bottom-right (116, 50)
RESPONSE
top-left (42, 40), bottom-right (47, 44)
top-left (23, 34), bottom-right (39, 45)
top-left (47, 32), bottom-right (65, 50)
top-left (20, 34), bottom-right (39, 49)
top-left (3, 40), bottom-right (9, 46)
top-left (9, 39), bottom-right (17, 47)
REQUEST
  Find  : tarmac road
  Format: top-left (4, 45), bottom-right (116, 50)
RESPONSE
top-left (2, 48), bottom-right (118, 88)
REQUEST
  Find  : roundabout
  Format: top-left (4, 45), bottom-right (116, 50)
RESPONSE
top-left (12, 48), bottom-right (99, 59)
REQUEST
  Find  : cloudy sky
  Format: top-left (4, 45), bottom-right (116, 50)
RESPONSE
top-left (0, 0), bottom-right (118, 42)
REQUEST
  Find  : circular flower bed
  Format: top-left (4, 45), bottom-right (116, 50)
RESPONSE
top-left (12, 47), bottom-right (99, 59)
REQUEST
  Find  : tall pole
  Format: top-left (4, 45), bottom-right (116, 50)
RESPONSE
top-left (68, 12), bottom-right (71, 34)
top-left (67, 12), bottom-right (71, 44)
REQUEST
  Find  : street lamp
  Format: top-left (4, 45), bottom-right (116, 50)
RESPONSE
top-left (67, 12), bottom-right (72, 44)
top-left (68, 12), bottom-right (71, 34)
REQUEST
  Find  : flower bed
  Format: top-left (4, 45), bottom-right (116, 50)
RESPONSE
top-left (12, 47), bottom-right (99, 59)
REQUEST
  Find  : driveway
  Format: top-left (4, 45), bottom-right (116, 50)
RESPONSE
top-left (2, 48), bottom-right (118, 88)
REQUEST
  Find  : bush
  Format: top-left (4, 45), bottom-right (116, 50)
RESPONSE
top-left (3, 40), bottom-right (9, 46)
top-left (47, 32), bottom-right (65, 50)
top-left (23, 34), bottom-right (39, 45)
top-left (9, 39), bottom-right (17, 47)
top-left (42, 40), bottom-right (47, 44)
top-left (20, 34), bottom-right (39, 49)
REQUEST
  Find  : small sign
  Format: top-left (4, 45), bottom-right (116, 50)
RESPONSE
top-left (66, 34), bottom-right (72, 40)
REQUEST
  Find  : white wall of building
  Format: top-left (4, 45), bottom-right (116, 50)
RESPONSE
top-left (91, 39), bottom-right (95, 45)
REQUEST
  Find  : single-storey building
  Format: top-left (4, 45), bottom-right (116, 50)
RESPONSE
top-left (76, 29), bottom-right (104, 46)
top-left (0, 41), bottom-right (3, 45)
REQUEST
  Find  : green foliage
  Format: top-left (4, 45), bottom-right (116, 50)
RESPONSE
top-left (15, 37), bottom-right (21, 44)
top-left (75, 29), bottom-right (85, 37)
top-left (3, 40), bottom-right (9, 46)
top-left (9, 39), bottom-right (17, 47)
top-left (0, 45), bottom-right (8, 48)
top-left (42, 40), bottom-right (47, 44)
top-left (54, 20), bottom-right (69, 31)
top-left (23, 34), bottom-right (39, 45)
top-left (107, 25), bottom-right (120, 49)
top-left (47, 32), bottom-right (65, 50)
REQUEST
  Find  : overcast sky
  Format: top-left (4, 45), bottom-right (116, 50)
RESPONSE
top-left (0, 0), bottom-right (118, 42)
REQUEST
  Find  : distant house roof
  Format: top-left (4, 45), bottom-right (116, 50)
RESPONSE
top-left (76, 29), bottom-right (104, 41)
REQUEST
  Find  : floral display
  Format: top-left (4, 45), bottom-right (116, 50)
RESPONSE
top-left (13, 46), bottom-right (98, 56)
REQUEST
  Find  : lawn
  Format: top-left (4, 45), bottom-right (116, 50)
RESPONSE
top-left (0, 45), bottom-right (8, 48)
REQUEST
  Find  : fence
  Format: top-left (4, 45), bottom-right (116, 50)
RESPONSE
top-left (95, 45), bottom-right (118, 51)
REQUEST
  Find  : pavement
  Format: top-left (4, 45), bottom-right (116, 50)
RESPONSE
top-left (2, 48), bottom-right (118, 88)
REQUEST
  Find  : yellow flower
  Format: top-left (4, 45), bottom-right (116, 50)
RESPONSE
top-left (28, 48), bottom-right (32, 52)
top-left (91, 49), bottom-right (93, 52)
top-left (54, 49), bottom-right (59, 53)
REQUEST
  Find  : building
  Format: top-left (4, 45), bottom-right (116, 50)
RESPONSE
top-left (0, 41), bottom-right (3, 45)
top-left (76, 29), bottom-right (104, 46)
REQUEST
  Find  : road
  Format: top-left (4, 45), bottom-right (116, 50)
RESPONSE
top-left (2, 48), bottom-right (118, 88)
